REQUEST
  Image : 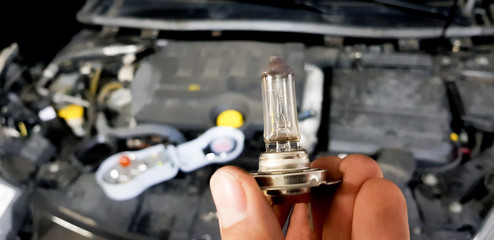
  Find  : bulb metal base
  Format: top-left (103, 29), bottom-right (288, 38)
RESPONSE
top-left (252, 151), bottom-right (341, 204)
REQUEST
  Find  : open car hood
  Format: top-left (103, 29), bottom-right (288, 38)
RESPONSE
top-left (78, 0), bottom-right (494, 38)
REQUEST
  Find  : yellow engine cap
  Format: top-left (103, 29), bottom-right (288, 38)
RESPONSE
top-left (58, 104), bottom-right (84, 120)
top-left (450, 132), bottom-right (459, 142)
top-left (216, 110), bottom-right (244, 128)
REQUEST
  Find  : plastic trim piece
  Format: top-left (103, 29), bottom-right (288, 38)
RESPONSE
top-left (77, 16), bottom-right (494, 39)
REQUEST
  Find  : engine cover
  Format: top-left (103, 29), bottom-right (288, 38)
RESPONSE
top-left (131, 41), bottom-right (305, 137)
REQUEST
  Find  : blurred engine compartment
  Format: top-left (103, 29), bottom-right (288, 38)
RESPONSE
top-left (2, 1), bottom-right (494, 240)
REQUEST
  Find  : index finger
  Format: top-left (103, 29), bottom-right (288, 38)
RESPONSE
top-left (311, 154), bottom-right (383, 240)
top-left (285, 156), bottom-right (341, 240)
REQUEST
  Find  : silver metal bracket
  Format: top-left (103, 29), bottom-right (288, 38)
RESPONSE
top-left (253, 168), bottom-right (340, 204)
top-left (252, 151), bottom-right (341, 204)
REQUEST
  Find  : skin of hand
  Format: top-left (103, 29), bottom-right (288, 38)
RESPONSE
top-left (209, 154), bottom-right (410, 240)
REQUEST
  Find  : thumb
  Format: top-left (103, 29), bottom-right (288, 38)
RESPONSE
top-left (210, 166), bottom-right (284, 240)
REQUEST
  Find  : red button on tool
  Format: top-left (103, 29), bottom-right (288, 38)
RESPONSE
top-left (119, 155), bottom-right (131, 167)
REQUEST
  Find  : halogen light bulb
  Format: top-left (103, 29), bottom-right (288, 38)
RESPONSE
top-left (252, 56), bottom-right (340, 205)
top-left (262, 57), bottom-right (300, 152)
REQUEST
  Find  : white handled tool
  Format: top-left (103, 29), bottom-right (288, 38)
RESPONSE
top-left (95, 126), bottom-right (244, 200)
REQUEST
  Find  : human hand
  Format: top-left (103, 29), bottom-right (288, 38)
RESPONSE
top-left (209, 154), bottom-right (410, 240)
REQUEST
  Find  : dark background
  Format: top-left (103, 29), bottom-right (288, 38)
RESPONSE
top-left (1, 1), bottom-right (86, 66)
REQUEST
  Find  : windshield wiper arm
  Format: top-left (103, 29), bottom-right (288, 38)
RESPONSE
top-left (224, 0), bottom-right (465, 25)
top-left (371, 0), bottom-right (450, 20)
top-left (221, 0), bottom-right (325, 14)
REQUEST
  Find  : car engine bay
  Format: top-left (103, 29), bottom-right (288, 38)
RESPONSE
top-left (2, 0), bottom-right (494, 239)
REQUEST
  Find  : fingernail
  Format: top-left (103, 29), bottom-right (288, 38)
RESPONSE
top-left (210, 170), bottom-right (247, 229)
